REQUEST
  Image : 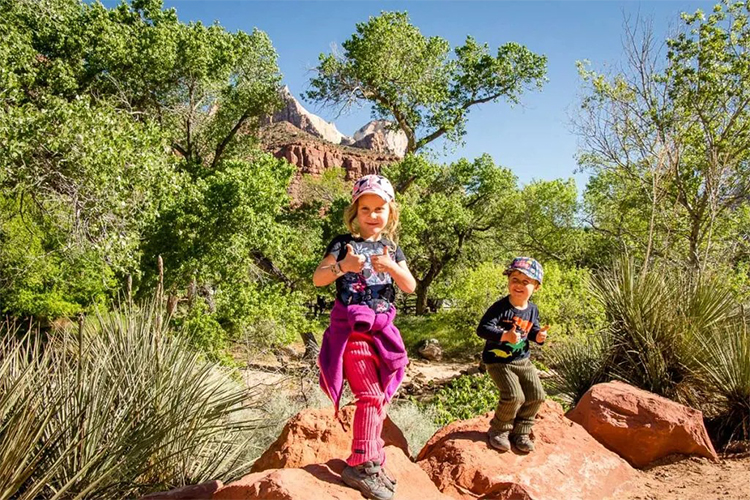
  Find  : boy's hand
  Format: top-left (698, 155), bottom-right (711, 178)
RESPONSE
top-left (501, 325), bottom-right (521, 344)
top-left (537, 325), bottom-right (549, 343)
top-left (371, 247), bottom-right (396, 274)
top-left (342, 244), bottom-right (366, 273)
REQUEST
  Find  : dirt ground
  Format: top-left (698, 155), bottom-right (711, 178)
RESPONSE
top-left (613, 453), bottom-right (750, 500)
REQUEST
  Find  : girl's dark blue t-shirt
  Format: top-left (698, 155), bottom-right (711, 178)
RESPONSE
top-left (325, 234), bottom-right (406, 309)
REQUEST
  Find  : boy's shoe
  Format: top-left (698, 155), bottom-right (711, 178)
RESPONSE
top-left (488, 429), bottom-right (511, 452)
top-left (512, 433), bottom-right (535, 453)
top-left (341, 461), bottom-right (394, 500)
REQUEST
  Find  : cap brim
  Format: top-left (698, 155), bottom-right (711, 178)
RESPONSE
top-left (504, 268), bottom-right (541, 283)
top-left (352, 190), bottom-right (392, 203)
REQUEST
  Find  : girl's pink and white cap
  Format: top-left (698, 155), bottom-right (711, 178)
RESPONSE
top-left (352, 175), bottom-right (395, 203)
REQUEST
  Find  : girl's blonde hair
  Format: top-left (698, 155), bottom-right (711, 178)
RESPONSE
top-left (344, 199), bottom-right (401, 243)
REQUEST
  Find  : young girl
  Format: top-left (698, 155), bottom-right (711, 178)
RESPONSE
top-left (313, 174), bottom-right (416, 500)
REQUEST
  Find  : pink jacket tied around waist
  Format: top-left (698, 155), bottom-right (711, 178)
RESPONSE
top-left (318, 301), bottom-right (408, 412)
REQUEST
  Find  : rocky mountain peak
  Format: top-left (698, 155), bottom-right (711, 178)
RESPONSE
top-left (264, 87), bottom-right (407, 158)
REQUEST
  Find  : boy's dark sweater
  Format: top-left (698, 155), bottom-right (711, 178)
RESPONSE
top-left (477, 296), bottom-right (543, 364)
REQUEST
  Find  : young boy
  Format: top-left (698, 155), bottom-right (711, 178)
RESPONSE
top-left (477, 257), bottom-right (549, 453)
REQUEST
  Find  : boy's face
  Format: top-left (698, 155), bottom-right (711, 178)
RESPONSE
top-left (507, 271), bottom-right (539, 304)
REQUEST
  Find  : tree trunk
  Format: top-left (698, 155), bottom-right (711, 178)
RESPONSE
top-left (415, 259), bottom-right (447, 315)
top-left (415, 280), bottom-right (430, 315)
top-left (300, 331), bottom-right (319, 360)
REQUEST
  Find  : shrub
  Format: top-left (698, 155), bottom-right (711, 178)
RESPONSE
top-left (388, 399), bottom-right (440, 458)
top-left (691, 318), bottom-right (750, 444)
top-left (172, 301), bottom-right (230, 363)
top-left (590, 257), bottom-right (741, 402)
top-left (0, 302), bottom-right (262, 500)
top-left (429, 374), bottom-right (498, 426)
top-left (533, 261), bottom-right (605, 337)
top-left (544, 332), bottom-right (610, 405)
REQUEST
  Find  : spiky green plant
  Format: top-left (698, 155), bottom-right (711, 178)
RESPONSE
top-left (588, 257), bottom-right (741, 403)
top-left (690, 315), bottom-right (750, 444)
top-left (544, 332), bottom-right (610, 406)
top-left (0, 302), bottom-right (264, 500)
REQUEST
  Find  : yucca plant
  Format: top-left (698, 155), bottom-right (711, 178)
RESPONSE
top-left (0, 330), bottom-right (80, 500)
top-left (690, 314), bottom-right (750, 445)
top-left (588, 257), bottom-right (742, 403)
top-left (0, 300), bottom-right (265, 500)
top-left (544, 332), bottom-right (611, 406)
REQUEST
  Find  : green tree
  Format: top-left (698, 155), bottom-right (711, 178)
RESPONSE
top-left (0, 97), bottom-right (174, 318)
top-left (517, 179), bottom-right (584, 263)
top-left (4, 0), bottom-right (282, 169)
top-left (384, 154), bottom-right (518, 314)
top-left (0, 0), bottom-right (287, 326)
top-left (577, 2), bottom-right (750, 271)
top-left (306, 11), bottom-right (547, 154)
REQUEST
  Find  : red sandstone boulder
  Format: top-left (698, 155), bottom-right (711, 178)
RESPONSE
top-left (417, 400), bottom-right (637, 500)
top-left (215, 445), bottom-right (454, 500)
top-left (139, 481), bottom-right (222, 500)
top-left (566, 381), bottom-right (718, 467)
top-left (251, 405), bottom-right (410, 472)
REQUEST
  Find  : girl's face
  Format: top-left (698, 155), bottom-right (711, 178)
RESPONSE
top-left (356, 193), bottom-right (390, 239)
top-left (507, 271), bottom-right (539, 305)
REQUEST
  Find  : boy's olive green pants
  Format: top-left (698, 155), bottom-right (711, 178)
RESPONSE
top-left (486, 357), bottom-right (546, 436)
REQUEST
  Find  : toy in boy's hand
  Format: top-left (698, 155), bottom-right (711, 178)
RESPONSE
top-left (501, 324), bottom-right (521, 344)
top-left (343, 244), bottom-right (366, 273)
top-left (537, 325), bottom-right (550, 343)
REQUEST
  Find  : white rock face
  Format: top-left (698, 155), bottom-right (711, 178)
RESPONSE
top-left (269, 86), bottom-right (353, 145)
top-left (267, 87), bottom-right (406, 157)
top-left (352, 120), bottom-right (408, 157)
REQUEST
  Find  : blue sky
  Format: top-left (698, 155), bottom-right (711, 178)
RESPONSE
top-left (151, 1), bottom-right (711, 188)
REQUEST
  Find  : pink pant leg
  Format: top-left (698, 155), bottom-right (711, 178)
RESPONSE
top-left (343, 338), bottom-right (386, 466)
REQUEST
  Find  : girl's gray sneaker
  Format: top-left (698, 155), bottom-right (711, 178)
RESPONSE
top-left (341, 461), bottom-right (394, 500)
top-left (379, 467), bottom-right (397, 492)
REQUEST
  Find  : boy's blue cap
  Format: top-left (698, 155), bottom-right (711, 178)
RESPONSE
top-left (503, 257), bottom-right (543, 284)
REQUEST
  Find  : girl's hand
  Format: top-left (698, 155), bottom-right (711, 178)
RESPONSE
top-left (501, 325), bottom-right (521, 344)
top-left (342, 244), bottom-right (366, 273)
top-left (537, 325), bottom-right (549, 343)
top-left (371, 247), bottom-right (396, 274)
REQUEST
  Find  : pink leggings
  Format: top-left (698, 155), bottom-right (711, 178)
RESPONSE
top-left (343, 337), bottom-right (386, 466)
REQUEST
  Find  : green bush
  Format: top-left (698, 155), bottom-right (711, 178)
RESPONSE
top-left (590, 257), bottom-right (742, 402)
top-left (533, 261), bottom-right (605, 337)
top-left (217, 281), bottom-right (312, 347)
top-left (544, 332), bottom-right (610, 405)
top-left (439, 262), bottom-right (507, 328)
top-left (691, 319), bottom-right (750, 443)
top-left (0, 302), bottom-right (261, 500)
top-left (388, 399), bottom-right (440, 457)
top-left (428, 374), bottom-right (498, 426)
top-left (172, 301), bottom-right (230, 363)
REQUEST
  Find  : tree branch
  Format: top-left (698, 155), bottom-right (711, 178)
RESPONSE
top-left (211, 112), bottom-right (249, 169)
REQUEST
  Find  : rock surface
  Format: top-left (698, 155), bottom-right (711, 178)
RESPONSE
top-left (215, 445), bottom-right (454, 500)
top-left (352, 120), bottom-right (408, 157)
top-left (566, 381), bottom-right (719, 467)
top-left (139, 481), bottom-right (222, 500)
top-left (266, 86), bottom-right (351, 145)
top-left (417, 400), bottom-right (637, 500)
top-left (258, 122), bottom-right (399, 200)
top-left (251, 405), bottom-right (409, 472)
top-left (417, 338), bottom-right (443, 361)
